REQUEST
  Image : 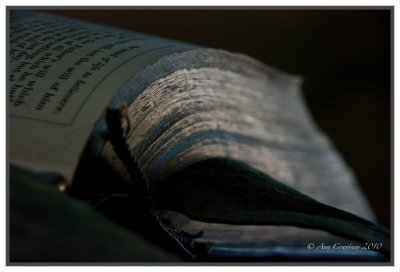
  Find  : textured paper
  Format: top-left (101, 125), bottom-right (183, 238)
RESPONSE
top-left (9, 11), bottom-right (194, 181)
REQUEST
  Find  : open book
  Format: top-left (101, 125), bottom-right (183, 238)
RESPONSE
top-left (9, 11), bottom-right (390, 262)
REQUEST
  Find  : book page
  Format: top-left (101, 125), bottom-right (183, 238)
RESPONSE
top-left (9, 11), bottom-right (194, 182)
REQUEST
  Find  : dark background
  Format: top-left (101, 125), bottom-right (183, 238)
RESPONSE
top-left (45, 9), bottom-right (391, 228)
